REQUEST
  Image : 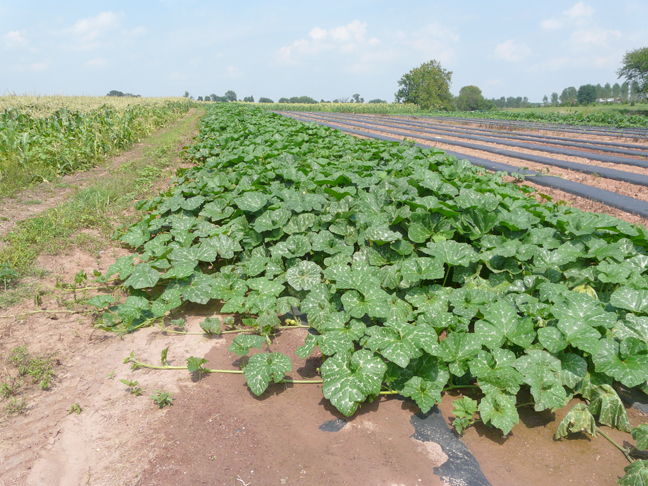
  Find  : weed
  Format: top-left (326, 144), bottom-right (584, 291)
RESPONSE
top-left (0, 378), bottom-right (22, 397)
top-left (120, 379), bottom-right (143, 396)
top-left (151, 390), bottom-right (173, 408)
top-left (0, 262), bottom-right (18, 291)
top-left (107, 371), bottom-right (115, 380)
top-left (6, 397), bottom-right (27, 414)
top-left (68, 403), bottom-right (83, 414)
top-left (9, 346), bottom-right (56, 390)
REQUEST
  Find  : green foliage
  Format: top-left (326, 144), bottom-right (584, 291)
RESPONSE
top-left (120, 379), bottom-right (143, 396)
top-left (0, 262), bottom-right (18, 290)
top-left (452, 397), bottom-right (479, 435)
top-left (98, 103), bottom-right (648, 437)
top-left (577, 84), bottom-right (598, 105)
top-left (151, 390), bottom-right (173, 408)
top-left (395, 60), bottom-right (454, 110)
top-left (554, 403), bottom-right (597, 439)
top-left (9, 346), bottom-right (56, 390)
top-left (68, 403), bottom-right (83, 414)
top-left (618, 47), bottom-right (648, 95)
top-left (456, 86), bottom-right (492, 112)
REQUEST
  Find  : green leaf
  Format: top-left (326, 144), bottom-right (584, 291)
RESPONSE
top-left (514, 350), bottom-right (566, 411)
top-left (421, 240), bottom-right (477, 267)
top-left (559, 353), bottom-right (588, 389)
top-left (87, 295), bottom-right (115, 308)
top-left (593, 338), bottom-right (648, 388)
top-left (551, 293), bottom-right (617, 329)
top-left (186, 356), bottom-right (208, 373)
top-left (474, 301), bottom-right (535, 349)
top-left (588, 384), bottom-right (632, 432)
top-left (234, 192), bottom-right (269, 212)
top-left (618, 460), bottom-right (648, 486)
top-left (285, 260), bottom-right (322, 291)
top-left (437, 332), bottom-right (482, 376)
top-left (161, 346), bottom-right (169, 365)
top-left (340, 288), bottom-right (390, 319)
top-left (321, 350), bottom-right (387, 416)
top-left (554, 403), bottom-right (597, 439)
top-left (229, 334), bottom-right (267, 356)
top-left (557, 318), bottom-right (601, 355)
top-left (200, 317), bottom-right (222, 334)
top-left (633, 424), bottom-right (648, 451)
top-left (452, 396), bottom-right (478, 434)
top-left (478, 392), bottom-right (519, 435)
top-left (400, 258), bottom-right (445, 284)
top-left (401, 376), bottom-right (442, 413)
top-left (365, 320), bottom-right (425, 368)
top-left (123, 263), bottom-right (160, 290)
top-left (244, 352), bottom-right (292, 395)
top-left (364, 224), bottom-right (401, 244)
top-left (611, 287), bottom-right (648, 315)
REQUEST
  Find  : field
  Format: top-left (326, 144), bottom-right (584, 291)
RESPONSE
top-left (2, 102), bottom-right (648, 485)
top-left (254, 102), bottom-right (648, 129)
top-left (0, 96), bottom-right (194, 197)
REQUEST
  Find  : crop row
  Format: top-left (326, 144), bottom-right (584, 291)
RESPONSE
top-left (0, 99), bottom-right (194, 196)
top-left (95, 104), bottom-right (648, 483)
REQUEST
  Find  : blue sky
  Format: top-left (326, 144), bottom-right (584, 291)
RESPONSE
top-left (2, 0), bottom-right (647, 102)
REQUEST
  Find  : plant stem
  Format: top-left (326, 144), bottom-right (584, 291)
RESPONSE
top-left (380, 390), bottom-right (399, 395)
top-left (443, 384), bottom-right (479, 392)
top-left (443, 265), bottom-right (451, 287)
top-left (158, 324), bottom-right (310, 336)
top-left (597, 427), bottom-right (634, 463)
top-left (516, 402), bottom-right (536, 408)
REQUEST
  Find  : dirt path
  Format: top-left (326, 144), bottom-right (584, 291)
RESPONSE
top-left (0, 109), bottom-right (199, 241)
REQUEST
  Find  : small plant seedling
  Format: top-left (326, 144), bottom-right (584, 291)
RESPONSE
top-left (0, 378), bottom-right (22, 398)
top-left (151, 390), bottom-right (173, 408)
top-left (107, 371), bottom-right (115, 379)
top-left (68, 403), bottom-right (83, 414)
top-left (6, 397), bottom-right (27, 414)
top-left (120, 379), bottom-right (143, 396)
top-left (9, 346), bottom-right (56, 390)
top-left (0, 262), bottom-right (18, 290)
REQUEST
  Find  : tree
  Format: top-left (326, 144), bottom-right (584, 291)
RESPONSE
top-left (278, 97), bottom-right (289, 103)
top-left (197, 96), bottom-right (203, 101)
top-left (368, 99), bottom-right (387, 104)
top-left (559, 87), bottom-right (577, 105)
top-left (618, 47), bottom-right (648, 96)
top-left (542, 95), bottom-right (549, 107)
top-left (243, 96), bottom-right (254, 102)
top-left (258, 97), bottom-right (274, 103)
top-left (550, 92), bottom-right (559, 106)
top-left (183, 91), bottom-right (190, 98)
top-left (621, 82), bottom-right (629, 102)
top-left (603, 83), bottom-right (612, 99)
top-left (394, 60), bottom-right (453, 110)
top-left (352, 93), bottom-right (364, 103)
top-left (577, 84), bottom-right (597, 104)
top-left (456, 86), bottom-right (491, 111)
top-left (224, 90), bottom-right (237, 102)
top-left (612, 83), bottom-right (621, 99)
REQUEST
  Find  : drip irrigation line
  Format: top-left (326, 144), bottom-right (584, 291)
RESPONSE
top-left (328, 112), bottom-right (648, 156)
top-left (280, 112), bottom-right (648, 219)
top-left (297, 112), bottom-right (648, 169)
top-left (422, 115), bottom-right (648, 138)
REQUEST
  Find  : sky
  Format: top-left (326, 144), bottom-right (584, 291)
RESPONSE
top-left (1, 0), bottom-right (647, 103)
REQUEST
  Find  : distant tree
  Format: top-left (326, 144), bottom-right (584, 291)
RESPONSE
top-left (456, 86), bottom-right (492, 111)
top-left (278, 97), bottom-right (290, 103)
top-left (603, 83), bottom-right (612, 99)
top-left (621, 82), bottom-right (630, 102)
top-left (197, 96), bottom-right (203, 101)
top-left (612, 83), bottom-right (621, 99)
top-left (521, 96), bottom-right (529, 107)
top-left (394, 60), bottom-right (453, 110)
top-left (210, 94), bottom-right (218, 101)
top-left (559, 87), bottom-right (577, 105)
top-left (107, 90), bottom-right (124, 97)
top-left (183, 91), bottom-right (190, 98)
top-left (618, 47), bottom-right (648, 96)
top-left (258, 97), bottom-right (274, 103)
top-left (550, 92), bottom-right (559, 106)
top-left (352, 93), bottom-right (364, 103)
top-left (204, 95), bottom-right (211, 102)
top-left (368, 99), bottom-right (387, 103)
top-left (224, 90), bottom-right (237, 102)
top-left (338, 97), bottom-right (350, 103)
top-left (542, 95), bottom-right (549, 106)
top-left (577, 84), bottom-right (597, 104)
top-left (594, 84), bottom-right (604, 100)
top-left (243, 96), bottom-right (255, 102)
top-left (288, 96), bottom-right (317, 104)
top-left (332, 99), bottom-right (340, 103)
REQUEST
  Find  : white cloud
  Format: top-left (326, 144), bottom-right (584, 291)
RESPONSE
top-left (541, 2), bottom-right (595, 30)
top-left (71, 12), bottom-right (120, 41)
top-left (85, 57), bottom-right (108, 69)
top-left (226, 65), bottom-right (243, 78)
top-left (493, 40), bottom-right (531, 62)
top-left (4, 31), bottom-right (28, 49)
top-left (571, 28), bottom-right (621, 44)
top-left (31, 61), bottom-right (48, 71)
top-left (564, 2), bottom-right (595, 19)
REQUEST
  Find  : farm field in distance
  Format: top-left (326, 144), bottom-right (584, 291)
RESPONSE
top-left (2, 100), bottom-right (648, 486)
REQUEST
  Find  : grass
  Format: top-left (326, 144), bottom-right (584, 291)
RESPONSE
top-left (0, 107), bottom-right (204, 307)
top-left (502, 103), bottom-right (648, 115)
